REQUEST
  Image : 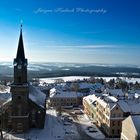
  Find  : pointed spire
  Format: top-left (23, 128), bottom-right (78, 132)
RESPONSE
top-left (16, 24), bottom-right (25, 63)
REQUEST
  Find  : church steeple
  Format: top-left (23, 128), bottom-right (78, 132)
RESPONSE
top-left (13, 25), bottom-right (28, 84)
top-left (16, 24), bottom-right (25, 63)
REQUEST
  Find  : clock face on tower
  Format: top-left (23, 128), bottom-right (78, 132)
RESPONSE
top-left (17, 64), bottom-right (22, 69)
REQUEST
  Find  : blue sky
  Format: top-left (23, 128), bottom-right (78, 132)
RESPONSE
top-left (0, 0), bottom-right (140, 65)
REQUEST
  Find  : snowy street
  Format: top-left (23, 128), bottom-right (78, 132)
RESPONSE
top-left (3, 109), bottom-right (82, 140)
top-left (2, 106), bottom-right (105, 140)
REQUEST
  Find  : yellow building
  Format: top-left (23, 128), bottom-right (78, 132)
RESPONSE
top-left (121, 115), bottom-right (140, 140)
top-left (83, 94), bottom-right (99, 119)
top-left (96, 95), bottom-right (124, 137)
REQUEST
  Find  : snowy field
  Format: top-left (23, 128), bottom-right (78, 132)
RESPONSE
top-left (40, 76), bottom-right (140, 84)
top-left (95, 77), bottom-right (140, 83)
top-left (40, 76), bottom-right (90, 84)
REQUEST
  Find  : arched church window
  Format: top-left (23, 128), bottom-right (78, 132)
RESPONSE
top-left (17, 105), bottom-right (22, 116)
top-left (32, 109), bottom-right (36, 123)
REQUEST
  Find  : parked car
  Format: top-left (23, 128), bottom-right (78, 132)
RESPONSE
top-left (87, 126), bottom-right (97, 133)
top-left (65, 131), bottom-right (75, 135)
top-left (63, 121), bottom-right (72, 125)
top-left (74, 110), bottom-right (83, 115)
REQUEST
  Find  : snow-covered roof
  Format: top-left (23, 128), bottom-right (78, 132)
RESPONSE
top-left (118, 100), bottom-right (140, 114)
top-left (129, 90), bottom-right (140, 94)
top-left (29, 85), bottom-right (46, 109)
top-left (107, 96), bottom-right (118, 102)
top-left (0, 86), bottom-right (10, 93)
top-left (105, 89), bottom-right (124, 97)
top-left (79, 83), bottom-right (94, 89)
top-left (97, 94), bottom-right (118, 110)
top-left (93, 83), bottom-right (104, 89)
top-left (131, 115), bottom-right (140, 135)
top-left (1, 97), bottom-right (12, 106)
top-left (83, 94), bottom-right (99, 106)
top-left (0, 90), bottom-right (12, 106)
top-left (0, 85), bottom-right (46, 109)
top-left (79, 82), bottom-right (103, 90)
top-left (0, 92), bottom-right (11, 101)
top-left (50, 87), bottom-right (81, 98)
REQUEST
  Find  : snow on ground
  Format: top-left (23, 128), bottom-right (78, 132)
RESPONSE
top-left (61, 112), bottom-right (81, 140)
top-left (40, 76), bottom-right (140, 84)
top-left (77, 114), bottom-right (105, 139)
top-left (3, 109), bottom-right (80, 140)
top-left (95, 76), bottom-right (140, 83)
top-left (3, 109), bottom-right (65, 140)
top-left (122, 77), bottom-right (140, 83)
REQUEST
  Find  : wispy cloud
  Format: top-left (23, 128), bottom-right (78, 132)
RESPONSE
top-left (78, 45), bottom-right (116, 50)
top-left (26, 43), bottom-right (123, 51)
top-left (26, 39), bottom-right (140, 53)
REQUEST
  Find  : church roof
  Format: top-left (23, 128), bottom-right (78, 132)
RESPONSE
top-left (29, 85), bottom-right (46, 109)
top-left (0, 93), bottom-right (12, 106)
top-left (16, 25), bottom-right (25, 63)
top-left (0, 85), bottom-right (46, 109)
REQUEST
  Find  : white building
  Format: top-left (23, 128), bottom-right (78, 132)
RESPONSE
top-left (49, 88), bottom-right (82, 107)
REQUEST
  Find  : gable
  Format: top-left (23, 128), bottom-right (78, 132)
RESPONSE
top-left (111, 104), bottom-right (123, 115)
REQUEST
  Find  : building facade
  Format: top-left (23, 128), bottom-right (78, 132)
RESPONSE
top-left (96, 95), bottom-right (124, 137)
top-left (49, 88), bottom-right (80, 107)
top-left (83, 94), bottom-right (98, 119)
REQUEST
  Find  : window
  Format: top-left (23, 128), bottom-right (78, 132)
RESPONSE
top-left (106, 111), bottom-right (109, 116)
top-left (118, 113), bottom-right (121, 117)
top-left (117, 129), bottom-right (120, 134)
top-left (118, 121), bottom-right (120, 126)
top-left (112, 129), bottom-right (114, 134)
top-left (17, 123), bottom-right (23, 131)
top-left (112, 121), bottom-right (115, 126)
top-left (112, 113), bottom-right (116, 117)
top-left (32, 109), bottom-right (36, 122)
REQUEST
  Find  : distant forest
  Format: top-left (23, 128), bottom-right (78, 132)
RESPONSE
top-left (0, 63), bottom-right (140, 80)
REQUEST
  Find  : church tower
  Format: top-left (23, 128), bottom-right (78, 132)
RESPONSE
top-left (10, 25), bottom-right (29, 133)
